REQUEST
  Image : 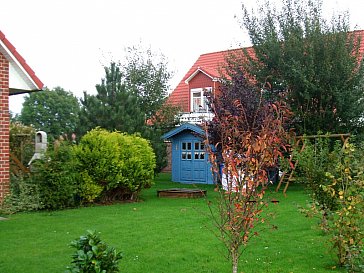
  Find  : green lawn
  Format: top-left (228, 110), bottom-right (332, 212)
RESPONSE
top-left (0, 173), bottom-right (344, 273)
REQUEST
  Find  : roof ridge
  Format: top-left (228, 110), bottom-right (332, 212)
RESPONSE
top-left (0, 30), bottom-right (44, 90)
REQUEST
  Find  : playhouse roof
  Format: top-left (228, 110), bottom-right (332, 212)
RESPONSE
top-left (0, 31), bottom-right (44, 95)
top-left (162, 123), bottom-right (205, 140)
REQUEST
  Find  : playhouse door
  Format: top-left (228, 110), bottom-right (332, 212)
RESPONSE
top-left (192, 141), bottom-right (206, 182)
top-left (181, 142), bottom-right (193, 181)
top-left (180, 141), bottom-right (206, 182)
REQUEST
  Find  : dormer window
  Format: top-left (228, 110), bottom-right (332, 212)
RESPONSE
top-left (190, 87), bottom-right (211, 113)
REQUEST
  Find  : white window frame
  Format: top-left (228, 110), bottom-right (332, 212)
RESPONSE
top-left (190, 87), bottom-right (212, 113)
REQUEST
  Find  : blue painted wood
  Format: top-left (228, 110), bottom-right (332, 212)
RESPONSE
top-left (162, 123), bottom-right (214, 184)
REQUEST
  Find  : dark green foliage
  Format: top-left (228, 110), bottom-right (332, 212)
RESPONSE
top-left (241, 0), bottom-right (364, 135)
top-left (73, 128), bottom-right (156, 203)
top-left (123, 46), bottom-right (171, 120)
top-left (66, 230), bottom-right (122, 273)
top-left (78, 62), bottom-right (146, 136)
top-left (2, 123), bottom-right (41, 213)
top-left (3, 137), bottom-right (78, 213)
top-left (296, 139), bottom-right (364, 270)
top-left (9, 122), bottom-right (35, 167)
top-left (294, 136), bottom-right (341, 228)
top-left (78, 47), bottom-right (177, 173)
top-left (325, 144), bottom-right (364, 271)
top-left (29, 140), bottom-right (78, 210)
top-left (19, 87), bottom-right (81, 140)
top-left (0, 175), bottom-right (43, 214)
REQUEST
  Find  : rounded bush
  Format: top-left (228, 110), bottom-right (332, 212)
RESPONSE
top-left (73, 128), bottom-right (156, 202)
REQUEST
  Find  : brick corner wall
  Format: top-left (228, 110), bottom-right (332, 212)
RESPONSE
top-left (0, 52), bottom-right (10, 202)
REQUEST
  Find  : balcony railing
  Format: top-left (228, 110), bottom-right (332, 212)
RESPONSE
top-left (179, 111), bottom-right (214, 124)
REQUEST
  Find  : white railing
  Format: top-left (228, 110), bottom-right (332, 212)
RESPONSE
top-left (179, 112), bottom-right (214, 124)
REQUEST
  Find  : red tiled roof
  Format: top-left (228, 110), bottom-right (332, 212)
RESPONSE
top-left (168, 30), bottom-right (364, 112)
top-left (0, 30), bottom-right (44, 94)
top-left (351, 30), bottom-right (364, 58)
top-left (167, 48), bottom-right (250, 111)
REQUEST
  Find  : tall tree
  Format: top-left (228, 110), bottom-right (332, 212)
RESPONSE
top-left (122, 46), bottom-right (172, 120)
top-left (78, 62), bottom-right (145, 135)
top-left (19, 87), bottom-right (80, 140)
top-left (205, 66), bottom-right (292, 273)
top-left (79, 48), bottom-right (178, 172)
top-left (241, 0), bottom-right (364, 135)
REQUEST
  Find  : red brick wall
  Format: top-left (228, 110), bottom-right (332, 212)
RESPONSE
top-left (0, 52), bottom-right (10, 202)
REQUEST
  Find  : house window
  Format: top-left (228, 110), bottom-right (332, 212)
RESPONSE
top-left (190, 88), bottom-right (211, 112)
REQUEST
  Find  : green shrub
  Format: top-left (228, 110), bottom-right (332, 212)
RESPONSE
top-left (295, 137), bottom-right (364, 270)
top-left (73, 128), bottom-right (156, 203)
top-left (115, 132), bottom-right (156, 196)
top-left (0, 174), bottom-right (43, 214)
top-left (66, 230), bottom-right (122, 273)
top-left (29, 140), bottom-right (78, 210)
top-left (324, 143), bottom-right (364, 271)
top-left (294, 136), bottom-right (340, 229)
top-left (9, 122), bottom-right (35, 167)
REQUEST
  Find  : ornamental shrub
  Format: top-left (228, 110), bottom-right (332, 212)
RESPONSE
top-left (295, 138), bottom-right (364, 270)
top-left (294, 136), bottom-right (340, 230)
top-left (29, 140), bottom-right (78, 210)
top-left (0, 174), bottom-right (43, 214)
top-left (73, 128), bottom-right (156, 203)
top-left (9, 122), bottom-right (35, 167)
top-left (324, 143), bottom-right (364, 271)
top-left (66, 230), bottom-right (122, 273)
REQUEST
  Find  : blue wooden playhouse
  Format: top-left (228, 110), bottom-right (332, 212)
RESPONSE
top-left (162, 123), bottom-right (214, 184)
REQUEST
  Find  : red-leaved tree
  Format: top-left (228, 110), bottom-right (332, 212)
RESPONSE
top-left (205, 64), bottom-right (293, 273)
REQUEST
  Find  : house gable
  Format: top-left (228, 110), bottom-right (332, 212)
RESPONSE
top-left (0, 31), bottom-right (43, 202)
top-left (188, 70), bottom-right (214, 90)
top-left (167, 48), bottom-right (248, 113)
top-left (0, 31), bottom-right (44, 95)
top-left (167, 50), bottom-right (231, 112)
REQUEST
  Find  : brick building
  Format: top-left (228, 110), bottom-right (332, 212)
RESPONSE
top-left (0, 31), bottom-right (43, 202)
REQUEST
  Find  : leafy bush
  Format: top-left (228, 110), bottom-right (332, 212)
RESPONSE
top-left (73, 128), bottom-right (156, 203)
top-left (66, 230), bottom-right (122, 273)
top-left (324, 143), bottom-right (364, 271)
top-left (29, 140), bottom-right (78, 210)
top-left (295, 138), bottom-right (364, 270)
top-left (0, 174), bottom-right (43, 214)
top-left (294, 136), bottom-right (340, 229)
top-left (9, 122), bottom-right (35, 170)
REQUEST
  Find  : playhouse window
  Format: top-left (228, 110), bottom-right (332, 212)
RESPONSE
top-left (190, 88), bottom-right (211, 112)
top-left (194, 142), bottom-right (205, 150)
top-left (182, 142), bottom-right (192, 151)
top-left (194, 152), bottom-right (205, 160)
top-left (181, 142), bottom-right (192, 160)
top-left (194, 141), bottom-right (205, 160)
top-left (182, 152), bottom-right (192, 160)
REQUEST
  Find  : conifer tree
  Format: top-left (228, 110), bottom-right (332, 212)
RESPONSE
top-left (78, 62), bottom-right (146, 136)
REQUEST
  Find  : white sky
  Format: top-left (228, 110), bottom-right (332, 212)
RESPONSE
top-left (2, 0), bottom-right (364, 114)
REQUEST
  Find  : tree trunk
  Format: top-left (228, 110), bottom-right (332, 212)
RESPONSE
top-left (232, 251), bottom-right (239, 273)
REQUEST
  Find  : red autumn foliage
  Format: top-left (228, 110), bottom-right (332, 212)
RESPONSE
top-left (204, 67), bottom-right (293, 273)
